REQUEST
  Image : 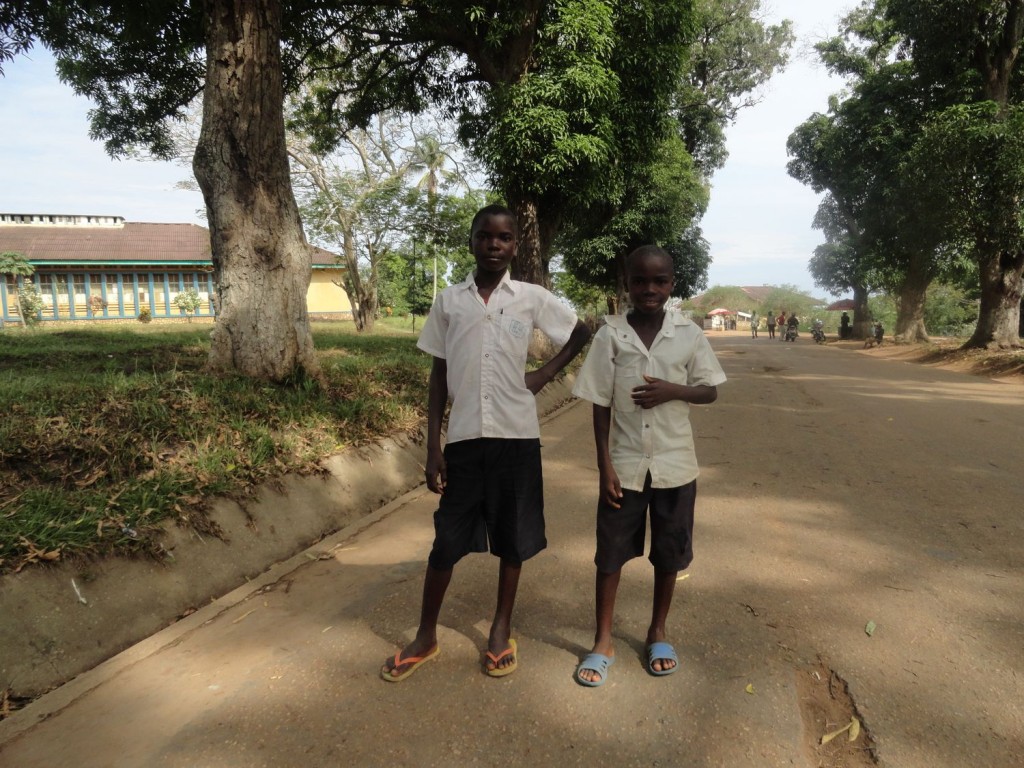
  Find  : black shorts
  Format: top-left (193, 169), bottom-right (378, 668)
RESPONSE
top-left (594, 475), bottom-right (696, 574)
top-left (427, 438), bottom-right (546, 570)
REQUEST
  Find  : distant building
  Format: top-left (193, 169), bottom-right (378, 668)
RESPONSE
top-left (0, 213), bottom-right (351, 324)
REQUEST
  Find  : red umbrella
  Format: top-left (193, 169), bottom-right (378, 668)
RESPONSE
top-left (707, 307), bottom-right (732, 316)
top-left (826, 299), bottom-right (856, 311)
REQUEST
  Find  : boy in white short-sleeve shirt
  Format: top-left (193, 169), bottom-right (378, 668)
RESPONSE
top-left (571, 244), bottom-right (726, 687)
top-left (380, 205), bottom-right (590, 682)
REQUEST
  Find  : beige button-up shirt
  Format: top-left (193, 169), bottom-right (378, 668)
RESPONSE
top-left (417, 272), bottom-right (578, 444)
top-left (572, 311), bottom-right (726, 491)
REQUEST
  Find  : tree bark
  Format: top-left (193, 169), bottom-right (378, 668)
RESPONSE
top-left (509, 194), bottom-right (550, 288)
top-left (851, 283), bottom-right (871, 340)
top-left (193, 0), bottom-right (320, 383)
top-left (965, 248), bottom-right (1024, 349)
top-left (339, 230), bottom-right (377, 332)
top-left (894, 261), bottom-right (931, 343)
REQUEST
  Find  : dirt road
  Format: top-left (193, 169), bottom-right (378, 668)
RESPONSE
top-left (1, 332), bottom-right (1021, 767)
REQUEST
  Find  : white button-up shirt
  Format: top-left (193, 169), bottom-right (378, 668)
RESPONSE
top-left (572, 311), bottom-right (726, 491)
top-left (417, 272), bottom-right (578, 444)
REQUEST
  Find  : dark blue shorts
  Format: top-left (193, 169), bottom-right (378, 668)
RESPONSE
top-left (594, 475), bottom-right (696, 574)
top-left (427, 438), bottom-right (546, 570)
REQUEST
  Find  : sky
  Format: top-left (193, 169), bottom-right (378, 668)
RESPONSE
top-left (0, 0), bottom-right (856, 298)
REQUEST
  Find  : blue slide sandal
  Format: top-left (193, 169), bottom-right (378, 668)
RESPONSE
top-left (646, 642), bottom-right (678, 676)
top-left (575, 652), bottom-right (615, 687)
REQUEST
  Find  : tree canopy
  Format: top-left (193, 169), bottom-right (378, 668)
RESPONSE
top-left (7, 0), bottom-right (798, 364)
top-left (788, 0), bottom-right (1024, 347)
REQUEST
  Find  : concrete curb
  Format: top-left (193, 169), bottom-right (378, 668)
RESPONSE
top-left (0, 374), bottom-right (578, 703)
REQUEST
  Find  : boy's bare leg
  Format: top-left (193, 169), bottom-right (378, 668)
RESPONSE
top-left (381, 564), bottom-right (452, 677)
top-left (647, 569), bottom-right (678, 673)
top-left (485, 557), bottom-right (521, 672)
top-left (577, 569), bottom-right (621, 683)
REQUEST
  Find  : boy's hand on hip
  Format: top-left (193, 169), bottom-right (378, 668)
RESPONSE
top-left (632, 376), bottom-right (678, 408)
top-left (425, 448), bottom-right (446, 494)
top-left (524, 369), bottom-right (550, 395)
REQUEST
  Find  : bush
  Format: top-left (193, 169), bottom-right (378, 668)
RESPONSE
top-left (137, 307), bottom-right (152, 323)
top-left (17, 283), bottom-right (45, 326)
top-left (173, 287), bottom-right (202, 321)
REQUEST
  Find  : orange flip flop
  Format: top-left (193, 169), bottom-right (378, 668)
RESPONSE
top-left (484, 638), bottom-right (518, 678)
top-left (380, 644), bottom-right (440, 682)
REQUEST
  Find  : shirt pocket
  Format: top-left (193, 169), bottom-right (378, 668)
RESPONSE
top-left (496, 312), bottom-right (531, 366)
top-left (612, 359), bottom-right (642, 412)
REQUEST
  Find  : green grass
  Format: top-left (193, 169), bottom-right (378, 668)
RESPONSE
top-left (0, 321), bottom-right (430, 573)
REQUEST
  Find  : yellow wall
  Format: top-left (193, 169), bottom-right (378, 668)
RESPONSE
top-left (308, 268), bottom-right (351, 315)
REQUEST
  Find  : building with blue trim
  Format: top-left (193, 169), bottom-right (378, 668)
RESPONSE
top-left (1, 213), bottom-right (350, 324)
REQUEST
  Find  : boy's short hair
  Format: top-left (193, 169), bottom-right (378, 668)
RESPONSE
top-left (625, 244), bottom-right (674, 274)
top-left (471, 204), bottom-right (518, 236)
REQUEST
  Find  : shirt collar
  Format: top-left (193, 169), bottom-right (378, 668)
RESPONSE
top-left (604, 309), bottom-right (691, 335)
top-left (461, 270), bottom-right (517, 295)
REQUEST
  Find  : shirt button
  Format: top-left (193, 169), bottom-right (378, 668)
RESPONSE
top-left (485, 353), bottom-right (490, 358)
top-left (484, 395), bottom-right (489, 400)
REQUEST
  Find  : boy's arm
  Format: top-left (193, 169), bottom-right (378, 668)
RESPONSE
top-left (424, 356), bottom-right (448, 494)
top-left (593, 404), bottom-right (623, 509)
top-left (524, 320), bottom-right (591, 395)
top-left (630, 377), bottom-right (718, 410)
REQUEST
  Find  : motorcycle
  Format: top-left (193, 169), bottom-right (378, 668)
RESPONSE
top-left (784, 325), bottom-right (798, 342)
top-left (811, 320), bottom-right (826, 344)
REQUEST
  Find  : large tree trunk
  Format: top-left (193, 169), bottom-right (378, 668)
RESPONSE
top-left (340, 231), bottom-right (375, 332)
top-left (851, 283), bottom-right (871, 340)
top-left (193, 0), bottom-right (320, 383)
top-left (509, 194), bottom-right (550, 287)
top-left (894, 263), bottom-right (931, 343)
top-left (965, 248), bottom-right (1024, 349)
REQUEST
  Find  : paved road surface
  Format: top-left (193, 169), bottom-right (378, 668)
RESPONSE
top-left (2, 333), bottom-right (1022, 767)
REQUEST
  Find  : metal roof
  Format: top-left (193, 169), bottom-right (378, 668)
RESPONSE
top-left (1, 220), bottom-right (341, 267)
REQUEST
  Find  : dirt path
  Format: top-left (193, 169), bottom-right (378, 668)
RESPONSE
top-left (1, 332), bottom-right (1021, 767)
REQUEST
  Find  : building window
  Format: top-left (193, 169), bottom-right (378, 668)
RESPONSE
top-left (72, 274), bottom-right (86, 301)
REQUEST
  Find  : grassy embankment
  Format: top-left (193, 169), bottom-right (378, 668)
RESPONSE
top-left (0, 318), bottom-right (430, 574)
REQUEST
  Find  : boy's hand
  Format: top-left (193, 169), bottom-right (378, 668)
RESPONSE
top-left (631, 375), bottom-right (679, 409)
top-left (425, 447), bottom-right (446, 494)
top-left (600, 470), bottom-right (623, 509)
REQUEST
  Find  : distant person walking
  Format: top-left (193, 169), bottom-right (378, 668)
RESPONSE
top-left (750, 314), bottom-right (758, 339)
top-left (766, 310), bottom-right (776, 340)
top-left (776, 312), bottom-right (786, 340)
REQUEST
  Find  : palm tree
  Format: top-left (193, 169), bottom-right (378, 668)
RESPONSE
top-left (409, 134), bottom-right (461, 199)
top-left (407, 134), bottom-right (462, 299)
top-left (0, 251), bottom-right (36, 328)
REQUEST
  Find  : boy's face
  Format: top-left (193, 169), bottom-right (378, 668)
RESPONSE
top-left (627, 253), bottom-right (674, 315)
top-left (471, 214), bottom-right (517, 275)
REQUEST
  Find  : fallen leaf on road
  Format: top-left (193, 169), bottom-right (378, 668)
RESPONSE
top-left (231, 608), bottom-right (257, 624)
top-left (865, 620), bottom-right (876, 636)
top-left (821, 720), bottom-right (852, 745)
top-left (745, 683), bottom-right (755, 694)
